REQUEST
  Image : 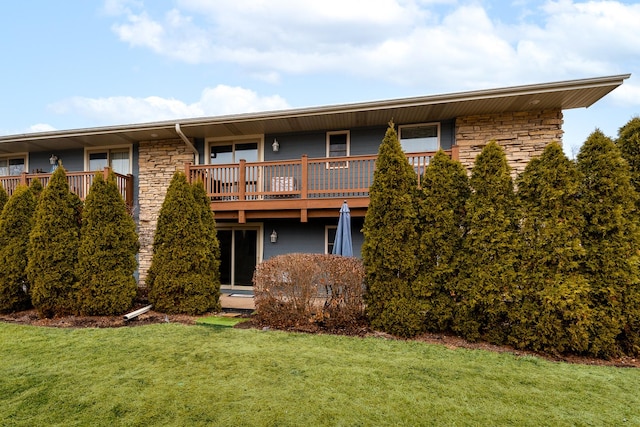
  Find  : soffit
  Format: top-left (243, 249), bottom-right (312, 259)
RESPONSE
top-left (0, 74), bottom-right (629, 154)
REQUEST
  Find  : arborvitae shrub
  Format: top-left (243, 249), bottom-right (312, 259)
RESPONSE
top-left (512, 141), bottom-right (592, 354)
top-left (192, 180), bottom-right (221, 313)
top-left (29, 178), bottom-right (43, 200)
top-left (27, 167), bottom-right (81, 318)
top-left (253, 253), bottom-right (365, 330)
top-left (453, 141), bottom-right (518, 344)
top-left (577, 130), bottom-right (640, 357)
top-left (0, 185), bottom-right (36, 312)
top-left (362, 122), bottom-right (422, 337)
top-left (616, 117), bottom-right (640, 208)
top-left (414, 150), bottom-right (470, 332)
top-left (75, 172), bottom-right (139, 315)
top-left (0, 184), bottom-right (7, 212)
top-left (147, 172), bottom-right (220, 314)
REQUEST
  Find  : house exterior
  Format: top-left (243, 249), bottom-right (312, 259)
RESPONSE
top-left (0, 75), bottom-right (629, 290)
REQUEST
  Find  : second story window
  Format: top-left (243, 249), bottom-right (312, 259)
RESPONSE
top-left (86, 147), bottom-right (132, 175)
top-left (326, 131), bottom-right (350, 168)
top-left (210, 142), bottom-right (258, 164)
top-left (0, 156), bottom-right (26, 176)
top-left (399, 123), bottom-right (440, 153)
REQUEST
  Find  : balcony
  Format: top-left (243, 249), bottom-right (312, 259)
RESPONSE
top-left (0, 168), bottom-right (134, 208)
top-left (185, 147), bottom-right (458, 222)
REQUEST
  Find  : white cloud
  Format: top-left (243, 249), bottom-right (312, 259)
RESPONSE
top-left (48, 85), bottom-right (290, 125)
top-left (106, 0), bottom-right (640, 93)
top-left (28, 124), bottom-right (57, 133)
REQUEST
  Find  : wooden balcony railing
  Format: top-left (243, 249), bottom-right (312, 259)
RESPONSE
top-left (185, 148), bottom-right (457, 203)
top-left (0, 168), bottom-right (134, 207)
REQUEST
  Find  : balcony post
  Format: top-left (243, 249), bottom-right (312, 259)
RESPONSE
top-left (184, 163), bottom-right (192, 182)
top-left (126, 174), bottom-right (134, 208)
top-left (301, 155), bottom-right (308, 200)
top-left (238, 159), bottom-right (246, 201)
top-left (451, 145), bottom-right (460, 161)
top-left (20, 172), bottom-right (27, 186)
top-left (103, 167), bottom-right (110, 181)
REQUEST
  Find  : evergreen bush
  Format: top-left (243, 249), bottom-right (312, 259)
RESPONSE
top-left (0, 185), bottom-right (36, 312)
top-left (27, 167), bottom-right (81, 318)
top-left (511, 141), bottom-right (592, 354)
top-left (453, 141), bottom-right (518, 344)
top-left (577, 130), bottom-right (640, 357)
top-left (0, 184), bottom-right (7, 212)
top-left (362, 122), bottom-right (422, 337)
top-left (147, 172), bottom-right (220, 314)
top-left (75, 172), bottom-right (139, 315)
top-left (29, 178), bottom-right (43, 200)
top-left (414, 150), bottom-right (470, 332)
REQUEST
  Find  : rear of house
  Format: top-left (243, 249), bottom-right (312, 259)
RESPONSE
top-left (0, 75), bottom-right (629, 291)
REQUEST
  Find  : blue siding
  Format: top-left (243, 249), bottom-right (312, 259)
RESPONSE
top-left (29, 149), bottom-right (84, 173)
top-left (262, 218), bottom-right (364, 260)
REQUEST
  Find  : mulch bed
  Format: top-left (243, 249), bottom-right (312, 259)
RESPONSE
top-left (1, 309), bottom-right (638, 369)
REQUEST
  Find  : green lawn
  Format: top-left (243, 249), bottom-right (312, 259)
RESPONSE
top-left (0, 322), bottom-right (638, 426)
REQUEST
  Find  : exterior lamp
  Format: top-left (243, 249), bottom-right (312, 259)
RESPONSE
top-left (270, 230), bottom-right (278, 243)
top-left (272, 139), bottom-right (280, 152)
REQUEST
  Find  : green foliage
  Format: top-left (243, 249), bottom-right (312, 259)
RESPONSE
top-left (414, 150), bottom-right (470, 332)
top-left (453, 141), bottom-right (517, 344)
top-left (616, 117), bottom-right (640, 208)
top-left (577, 130), bottom-right (640, 357)
top-left (75, 172), bottom-right (139, 315)
top-left (511, 142), bottom-right (592, 354)
top-left (29, 178), bottom-right (43, 200)
top-left (27, 167), bottom-right (81, 318)
top-left (0, 185), bottom-right (36, 312)
top-left (147, 172), bottom-right (220, 315)
top-left (192, 180), bottom-right (221, 312)
top-left (362, 122), bottom-right (421, 337)
top-left (0, 184), bottom-right (7, 212)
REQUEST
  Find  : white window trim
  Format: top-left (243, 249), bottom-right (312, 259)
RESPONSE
top-left (205, 135), bottom-right (264, 164)
top-left (0, 153), bottom-right (28, 176)
top-left (325, 225), bottom-right (337, 254)
top-left (398, 122), bottom-right (441, 153)
top-left (326, 130), bottom-right (350, 169)
top-left (84, 145), bottom-right (133, 175)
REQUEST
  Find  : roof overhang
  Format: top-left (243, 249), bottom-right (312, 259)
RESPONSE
top-left (0, 74), bottom-right (630, 154)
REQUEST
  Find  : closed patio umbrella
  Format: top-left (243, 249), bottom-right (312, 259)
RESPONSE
top-left (332, 200), bottom-right (353, 257)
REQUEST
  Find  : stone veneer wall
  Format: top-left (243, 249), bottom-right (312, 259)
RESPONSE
top-left (138, 139), bottom-right (194, 285)
top-left (455, 109), bottom-right (563, 177)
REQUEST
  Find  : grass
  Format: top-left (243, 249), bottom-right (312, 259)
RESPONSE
top-left (195, 315), bottom-right (249, 327)
top-left (0, 323), bottom-right (638, 426)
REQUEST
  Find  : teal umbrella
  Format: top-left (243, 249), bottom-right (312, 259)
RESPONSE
top-left (332, 201), bottom-right (353, 256)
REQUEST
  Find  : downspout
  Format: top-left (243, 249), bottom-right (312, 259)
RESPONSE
top-left (175, 123), bottom-right (199, 165)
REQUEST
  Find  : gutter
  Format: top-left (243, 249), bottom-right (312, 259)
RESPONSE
top-left (175, 123), bottom-right (200, 165)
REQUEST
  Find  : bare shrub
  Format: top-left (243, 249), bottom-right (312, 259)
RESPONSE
top-left (253, 253), bottom-right (365, 331)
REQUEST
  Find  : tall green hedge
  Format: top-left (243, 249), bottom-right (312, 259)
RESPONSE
top-left (362, 122), bottom-right (422, 337)
top-left (27, 167), bottom-right (81, 318)
top-left (147, 172), bottom-right (220, 314)
top-left (453, 141), bottom-right (518, 344)
top-left (29, 178), bottom-right (43, 200)
top-left (0, 185), bottom-right (36, 312)
top-left (75, 172), bottom-right (139, 315)
top-left (577, 130), bottom-right (640, 357)
top-left (511, 141), bottom-right (592, 354)
top-left (0, 184), bottom-right (7, 212)
top-left (414, 150), bottom-right (469, 332)
top-left (616, 117), bottom-right (640, 210)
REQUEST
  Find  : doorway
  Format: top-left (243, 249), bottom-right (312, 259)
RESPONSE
top-left (217, 225), bottom-right (262, 289)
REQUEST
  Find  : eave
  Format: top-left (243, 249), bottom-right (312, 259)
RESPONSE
top-left (0, 74), bottom-right (629, 154)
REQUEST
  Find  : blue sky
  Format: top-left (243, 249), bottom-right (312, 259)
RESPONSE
top-left (1, 0), bottom-right (639, 157)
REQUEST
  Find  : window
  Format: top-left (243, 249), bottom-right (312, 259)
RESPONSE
top-left (209, 142), bottom-right (258, 164)
top-left (0, 155), bottom-right (26, 176)
top-left (399, 123), bottom-right (440, 153)
top-left (326, 131), bottom-right (350, 168)
top-left (325, 226), bottom-right (337, 254)
top-left (86, 147), bottom-right (131, 175)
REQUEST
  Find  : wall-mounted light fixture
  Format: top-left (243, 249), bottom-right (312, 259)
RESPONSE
top-left (270, 230), bottom-right (278, 243)
top-left (49, 154), bottom-right (58, 165)
top-left (272, 139), bottom-right (280, 152)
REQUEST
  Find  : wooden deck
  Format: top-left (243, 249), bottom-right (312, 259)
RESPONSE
top-left (0, 167), bottom-right (134, 208)
top-left (186, 148), bottom-right (458, 222)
